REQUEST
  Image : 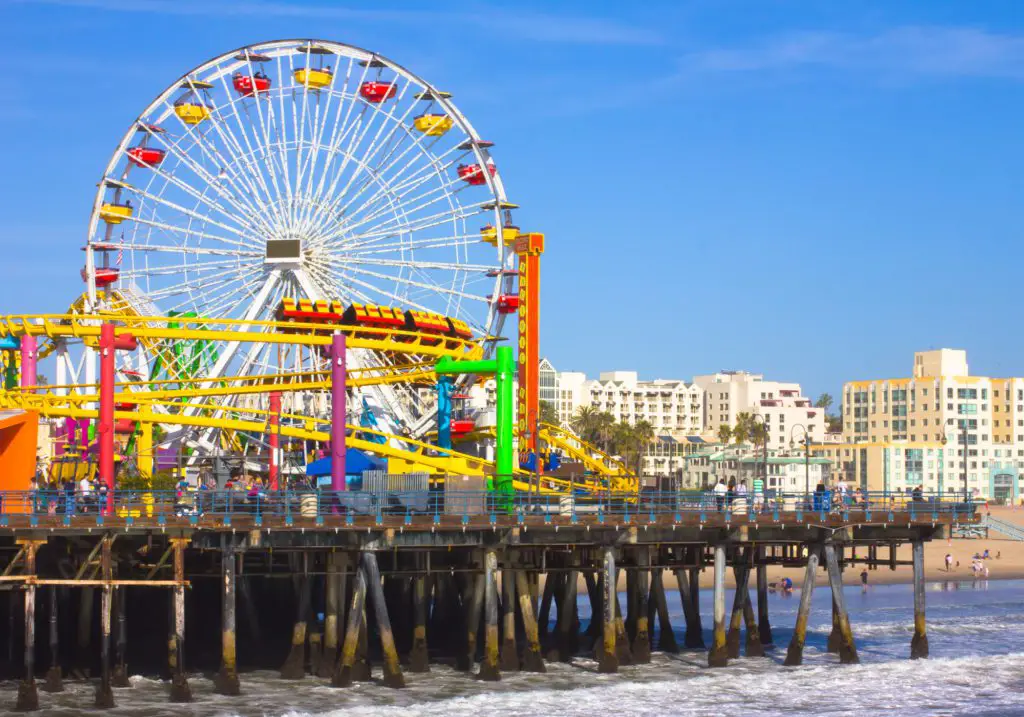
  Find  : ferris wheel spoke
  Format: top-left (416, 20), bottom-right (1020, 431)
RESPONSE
top-left (322, 264), bottom-right (440, 317)
top-left (124, 183), bottom-right (264, 247)
top-left (330, 261), bottom-right (487, 304)
top-left (146, 130), bottom-right (274, 239)
top-left (340, 177), bottom-right (466, 241)
top-left (95, 241), bottom-right (261, 258)
top-left (340, 202), bottom-right (484, 250)
top-left (334, 141), bottom-right (462, 229)
top-left (347, 232), bottom-right (481, 256)
top-left (123, 214), bottom-right (258, 251)
top-left (161, 108), bottom-right (273, 230)
top-left (339, 257), bottom-right (497, 273)
top-left (118, 258), bottom-right (250, 281)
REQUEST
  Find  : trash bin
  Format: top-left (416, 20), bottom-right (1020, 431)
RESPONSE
top-left (300, 493), bottom-right (318, 518)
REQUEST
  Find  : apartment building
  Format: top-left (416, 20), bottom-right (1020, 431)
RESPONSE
top-left (692, 371), bottom-right (826, 451)
top-left (837, 349), bottom-right (1023, 502)
top-left (680, 443), bottom-right (830, 491)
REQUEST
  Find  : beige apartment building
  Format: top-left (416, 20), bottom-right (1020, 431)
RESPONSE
top-left (693, 371), bottom-right (826, 451)
top-left (830, 349), bottom-right (1023, 502)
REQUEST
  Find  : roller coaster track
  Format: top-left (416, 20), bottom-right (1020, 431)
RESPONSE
top-left (0, 313), bottom-right (484, 362)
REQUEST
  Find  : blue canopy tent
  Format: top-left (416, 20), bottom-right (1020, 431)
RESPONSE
top-left (306, 449), bottom-right (387, 488)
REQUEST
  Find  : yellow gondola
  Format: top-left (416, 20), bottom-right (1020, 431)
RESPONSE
top-left (413, 114), bottom-right (454, 137)
top-left (480, 224), bottom-right (519, 246)
top-left (293, 68), bottom-right (332, 89)
top-left (99, 203), bottom-right (133, 225)
top-left (174, 103), bottom-right (211, 125)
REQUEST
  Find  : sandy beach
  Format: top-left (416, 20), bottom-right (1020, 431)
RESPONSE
top-left (593, 505), bottom-right (1024, 591)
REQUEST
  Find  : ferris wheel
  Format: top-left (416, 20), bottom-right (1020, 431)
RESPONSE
top-left (81, 39), bottom-right (518, 435)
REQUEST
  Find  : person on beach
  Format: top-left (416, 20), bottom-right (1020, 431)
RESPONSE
top-left (860, 569), bottom-right (869, 590)
top-left (945, 553), bottom-right (953, 572)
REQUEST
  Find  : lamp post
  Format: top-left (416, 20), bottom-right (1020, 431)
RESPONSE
top-left (962, 422), bottom-right (970, 503)
top-left (789, 424), bottom-right (811, 496)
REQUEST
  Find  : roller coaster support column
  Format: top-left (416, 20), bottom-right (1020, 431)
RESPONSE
top-left (436, 376), bottom-right (454, 451)
top-left (515, 233), bottom-right (544, 461)
top-left (19, 334), bottom-right (37, 390)
top-left (0, 334), bottom-right (18, 388)
top-left (330, 333), bottom-right (347, 491)
top-left (435, 346), bottom-right (514, 493)
top-left (98, 323), bottom-right (137, 512)
top-left (268, 392), bottom-right (281, 490)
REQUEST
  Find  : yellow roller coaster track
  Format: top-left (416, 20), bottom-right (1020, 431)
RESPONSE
top-left (0, 313), bottom-right (484, 362)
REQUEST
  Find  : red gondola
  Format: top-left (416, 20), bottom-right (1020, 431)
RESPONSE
top-left (232, 71), bottom-right (272, 96)
top-left (127, 147), bottom-right (166, 168)
top-left (457, 162), bottom-right (496, 186)
top-left (359, 81), bottom-right (397, 103)
top-left (496, 295), bottom-right (520, 314)
top-left (84, 267), bottom-right (120, 287)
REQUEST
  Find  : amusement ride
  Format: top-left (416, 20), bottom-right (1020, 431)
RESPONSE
top-left (0, 39), bottom-right (632, 499)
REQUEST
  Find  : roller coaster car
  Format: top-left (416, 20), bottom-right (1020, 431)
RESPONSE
top-left (342, 303), bottom-right (405, 338)
top-left (232, 71), bottom-right (272, 96)
top-left (275, 298), bottom-right (344, 330)
top-left (114, 419), bottom-right (137, 434)
top-left (127, 146), bottom-right (166, 167)
top-left (360, 81), bottom-right (397, 103)
top-left (413, 114), bottom-right (453, 136)
top-left (400, 310), bottom-right (448, 346)
top-left (457, 162), bottom-right (496, 186)
top-left (445, 317), bottom-right (473, 349)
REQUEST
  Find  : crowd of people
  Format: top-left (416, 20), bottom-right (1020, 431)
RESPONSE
top-left (707, 476), bottom-right (873, 513)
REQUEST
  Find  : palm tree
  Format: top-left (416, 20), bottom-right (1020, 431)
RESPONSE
top-left (594, 412), bottom-right (616, 454)
top-left (716, 424), bottom-right (732, 444)
top-left (570, 406), bottom-right (598, 441)
top-left (539, 400), bottom-right (559, 427)
top-left (750, 421), bottom-right (768, 449)
top-left (732, 412), bottom-right (754, 444)
top-left (815, 393), bottom-right (834, 412)
top-left (630, 420), bottom-right (655, 475)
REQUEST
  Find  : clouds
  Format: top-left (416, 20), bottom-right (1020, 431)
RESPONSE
top-left (8, 0), bottom-right (664, 46)
top-left (683, 26), bottom-right (1024, 80)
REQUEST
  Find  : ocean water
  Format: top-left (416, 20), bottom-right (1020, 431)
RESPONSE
top-left (11, 579), bottom-right (1024, 717)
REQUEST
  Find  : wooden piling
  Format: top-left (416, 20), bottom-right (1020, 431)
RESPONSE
top-left (332, 561), bottom-right (367, 688)
top-left (756, 547), bottom-right (773, 646)
top-left (742, 583), bottom-right (765, 657)
top-left (613, 587), bottom-right (633, 665)
top-left (783, 547), bottom-right (819, 667)
top-left (94, 539), bottom-right (114, 709)
top-left (41, 587), bottom-right (61, 693)
top-left (826, 600), bottom-right (841, 653)
top-left (824, 543), bottom-right (859, 664)
top-left (550, 568), bottom-right (578, 662)
top-left (168, 539), bottom-right (191, 703)
top-left (318, 553), bottom-right (340, 678)
top-left (726, 563), bottom-right (748, 659)
top-left (477, 550), bottom-right (500, 681)
top-left (280, 555), bottom-right (311, 680)
top-left (674, 568), bottom-right (703, 649)
top-left (214, 540), bottom-right (240, 695)
top-left (537, 570), bottom-right (555, 642)
top-left (409, 562), bottom-right (430, 673)
top-left (689, 567), bottom-right (705, 647)
top-left (631, 550), bottom-right (651, 664)
top-left (597, 547), bottom-right (617, 674)
top-left (651, 569), bottom-right (675, 655)
top-left (514, 571), bottom-right (545, 672)
top-left (499, 568), bottom-right (519, 672)
top-left (363, 552), bottom-right (406, 687)
top-left (15, 542), bottom-right (39, 712)
top-left (910, 540), bottom-right (929, 659)
top-left (458, 572), bottom-right (485, 672)
top-left (708, 543), bottom-right (728, 667)
top-left (111, 586), bottom-right (129, 687)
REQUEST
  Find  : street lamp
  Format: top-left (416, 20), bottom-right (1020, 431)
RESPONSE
top-left (789, 423), bottom-right (811, 496)
top-left (961, 421), bottom-right (970, 503)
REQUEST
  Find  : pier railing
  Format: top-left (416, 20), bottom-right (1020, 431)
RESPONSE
top-left (0, 488), bottom-right (977, 528)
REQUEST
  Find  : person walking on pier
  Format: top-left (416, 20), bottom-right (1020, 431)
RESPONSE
top-left (713, 479), bottom-right (727, 512)
top-left (753, 473), bottom-right (765, 512)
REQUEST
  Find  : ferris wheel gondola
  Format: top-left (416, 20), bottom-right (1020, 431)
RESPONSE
top-left (80, 39), bottom-right (517, 447)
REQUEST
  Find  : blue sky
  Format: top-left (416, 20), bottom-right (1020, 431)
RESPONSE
top-left (1, 0), bottom-right (1022, 400)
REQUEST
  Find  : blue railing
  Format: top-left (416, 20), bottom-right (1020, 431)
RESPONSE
top-left (0, 488), bottom-right (976, 527)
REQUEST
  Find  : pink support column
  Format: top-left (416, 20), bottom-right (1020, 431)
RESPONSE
top-left (331, 333), bottom-right (347, 492)
top-left (98, 323), bottom-right (116, 512)
top-left (19, 335), bottom-right (37, 391)
top-left (268, 392), bottom-right (281, 491)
